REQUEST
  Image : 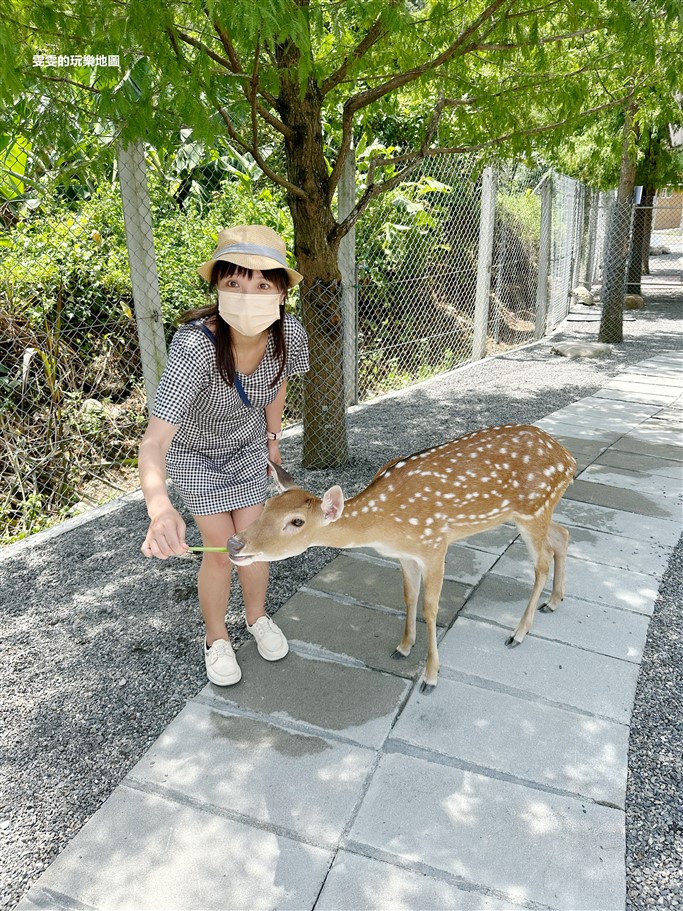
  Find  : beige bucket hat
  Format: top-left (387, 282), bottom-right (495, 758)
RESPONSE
top-left (197, 224), bottom-right (303, 288)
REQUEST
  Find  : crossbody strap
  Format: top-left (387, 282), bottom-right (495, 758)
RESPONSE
top-left (189, 320), bottom-right (253, 408)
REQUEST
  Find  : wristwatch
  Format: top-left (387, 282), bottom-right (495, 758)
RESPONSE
top-left (267, 430), bottom-right (283, 441)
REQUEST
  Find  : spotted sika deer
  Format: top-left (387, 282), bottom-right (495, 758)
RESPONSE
top-left (228, 425), bottom-right (577, 691)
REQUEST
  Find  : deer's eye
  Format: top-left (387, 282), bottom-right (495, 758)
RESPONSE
top-left (291, 518), bottom-right (305, 528)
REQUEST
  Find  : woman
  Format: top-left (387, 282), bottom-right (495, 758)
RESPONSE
top-left (138, 225), bottom-right (309, 686)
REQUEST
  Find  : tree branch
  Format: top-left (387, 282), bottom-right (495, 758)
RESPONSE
top-left (320, 6), bottom-right (394, 96)
top-left (173, 25), bottom-right (293, 139)
top-left (342, 0), bottom-right (513, 117)
top-left (214, 104), bottom-right (306, 198)
top-left (165, 26), bottom-right (303, 197)
top-left (331, 94), bottom-right (630, 244)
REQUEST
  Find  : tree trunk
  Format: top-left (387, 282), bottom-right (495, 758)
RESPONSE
top-left (277, 61), bottom-right (350, 468)
top-left (598, 102), bottom-right (639, 344)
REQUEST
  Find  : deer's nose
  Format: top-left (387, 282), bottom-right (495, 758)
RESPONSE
top-left (227, 535), bottom-right (245, 558)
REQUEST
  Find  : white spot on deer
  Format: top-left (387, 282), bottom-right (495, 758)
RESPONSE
top-left (523, 454), bottom-right (531, 464)
top-left (409, 517), bottom-right (419, 525)
top-left (379, 493), bottom-right (387, 502)
top-left (423, 528), bottom-right (432, 537)
top-left (425, 517), bottom-right (433, 525)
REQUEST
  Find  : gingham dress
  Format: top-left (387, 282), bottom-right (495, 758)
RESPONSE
top-left (153, 313), bottom-right (309, 515)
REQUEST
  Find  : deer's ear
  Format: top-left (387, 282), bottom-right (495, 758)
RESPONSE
top-left (320, 486), bottom-right (344, 524)
top-left (268, 459), bottom-right (299, 492)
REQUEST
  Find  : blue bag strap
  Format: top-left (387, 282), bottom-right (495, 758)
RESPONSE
top-left (232, 374), bottom-right (253, 409)
top-left (189, 320), bottom-right (253, 408)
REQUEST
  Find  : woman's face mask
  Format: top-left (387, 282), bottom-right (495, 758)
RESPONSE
top-left (217, 290), bottom-right (282, 337)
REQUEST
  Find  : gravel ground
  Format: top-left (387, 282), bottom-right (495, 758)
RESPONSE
top-left (1, 293), bottom-right (681, 910)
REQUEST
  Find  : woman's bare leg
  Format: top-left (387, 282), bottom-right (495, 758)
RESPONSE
top-left (233, 504), bottom-right (269, 627)
top-left (192, 512), bottom-right (236, 645)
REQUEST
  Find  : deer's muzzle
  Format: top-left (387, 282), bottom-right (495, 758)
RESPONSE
top-left (227, 535), bottom-right (246, 560)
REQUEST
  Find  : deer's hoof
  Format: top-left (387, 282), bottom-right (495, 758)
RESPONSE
top-left (419, 680), bottom-right (436, 694)
top-left (391, 649), bottom-right (407, 660)
top-left (505, 635), bottom-right (521, 649)
top-left (539, 602), bottom-right (554, 613)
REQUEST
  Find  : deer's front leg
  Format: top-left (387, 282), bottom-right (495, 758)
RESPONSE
top-left (418, 553), bottom-right (446, 693)
top-left (392, 558), bottom-right (422, 659)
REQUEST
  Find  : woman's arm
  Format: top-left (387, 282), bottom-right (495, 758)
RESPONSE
top-left (139, 416), bottom-right (187, 558)
top-left (265, 379), bottom-right (287, 466)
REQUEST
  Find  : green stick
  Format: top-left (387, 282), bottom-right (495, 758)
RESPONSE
top-left (187, 545), bottom-right (229, 553)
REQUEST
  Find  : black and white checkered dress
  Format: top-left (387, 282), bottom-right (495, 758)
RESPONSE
top-left (153, 313), bottom-right (309, 515)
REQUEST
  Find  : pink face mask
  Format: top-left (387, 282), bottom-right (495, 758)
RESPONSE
top-left (217, 291), bottom-right (282, 336)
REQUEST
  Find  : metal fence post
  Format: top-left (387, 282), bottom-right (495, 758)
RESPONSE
top-left (472, 166), bottom-right (496, 360)
top-left (583, 188), bottom-right (599, 287)
top-left (117, 140), bottom-right (167, 416)
top-left (534, 175), bottom-right (552, 339)
top-left (338, 146), bottom-right (358, 406)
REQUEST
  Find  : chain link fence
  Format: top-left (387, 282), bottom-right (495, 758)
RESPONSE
top-left (2, 141), bottom-right (680, 542)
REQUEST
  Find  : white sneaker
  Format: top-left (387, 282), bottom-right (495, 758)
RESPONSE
top-left (246, 616), bottom-right (288, 661)
top-left (204, 638), bottom-right (241, 686)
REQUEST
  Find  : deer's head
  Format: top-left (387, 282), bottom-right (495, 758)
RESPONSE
top-left (227, 461), bottom-right (345, 565)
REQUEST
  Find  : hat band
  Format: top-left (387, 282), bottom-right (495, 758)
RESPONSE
top-left (213, 243), bottom-right (288, 269)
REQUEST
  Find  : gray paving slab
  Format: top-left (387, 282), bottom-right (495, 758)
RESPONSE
top-left (438, 616), bottom-right (639, 723)
top-left (201, 642), bottom-right (410, 748)
top-left (601, 377), bottom-right (682, 393)
top-left (554, 498), bottom-right (682, 545)
top-left (565, 477), bottom-right (680, 519)
top-left (556, 522), bottom-right (675, 577)
top-left (550, 399), bottom-right (660, 422)
top-left (577, 463), bottom-right (683, 505)
top-left (594, 387), bottom-right (681, 406)
top-left (127, 701), bottom-right (375, 844)
top-left (534, 417), bottom-right (622, 445)
top-left (594, 448), bottom-right (683, 479)
top-left (491, 547), bottom-right (659, 614)
top-left (307, 554), bottom-right (468, 627)
top-left (461, 575), bottom-right (649, 662)
top-left (347, 752), bottom-right (625, 911)
top-left (389, 676), bottom-right (629, 806)
top-left (275, 588), bottom-right (427, 679)
top-left (615, 367), bottom-right (683, 383)
top-left (622, 419), bottom-right (682, 442)
top-left (316, 851), bottom-right (512, 911)
top-left (17, 786), bottom-right (332, 911)
top-left (443, 544), bottom-right (500, 585)
top-left (609, 435), bottom-right (682, 462)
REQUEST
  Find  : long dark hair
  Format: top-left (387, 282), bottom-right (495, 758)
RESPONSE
top-left (180, 261), bottom-right (289, 388)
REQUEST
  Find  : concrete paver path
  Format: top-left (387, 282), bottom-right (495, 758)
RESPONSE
top-left (18, 353), bottom-right (682, 911)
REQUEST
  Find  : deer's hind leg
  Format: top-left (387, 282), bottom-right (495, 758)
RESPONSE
top-left (506, 515), bottom-right (554, 648)
top-left (539, 520), bottom-right (570, 613)
top-left (419, 551), bottom-right (446, 693)
top-left (392, 557), bottom-right (422, 660)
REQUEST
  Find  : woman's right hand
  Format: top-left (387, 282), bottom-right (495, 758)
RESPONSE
top-left (141, 508), bottom-right (188, 560)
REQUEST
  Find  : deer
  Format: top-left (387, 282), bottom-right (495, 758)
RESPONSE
top-left (228, 425), bottom-right (577, 692)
